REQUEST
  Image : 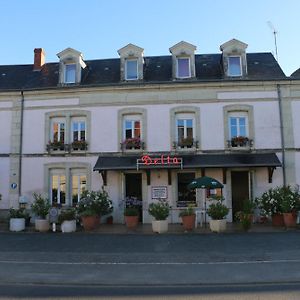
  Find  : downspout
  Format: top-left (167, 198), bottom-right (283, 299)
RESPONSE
top-left (277, 84), bottom-right (286, 186)
top-left (18, 90), bottom-right (25, 197)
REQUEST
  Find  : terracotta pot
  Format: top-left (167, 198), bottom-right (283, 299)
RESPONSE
top-left (283, 212), bottom-right (297, 228)
top-left (181, 214), bottom-right (196, 231)
top-left (125, 215), bottom-right (139, 228)
top-left (81, 215), bottom-right (100, 231)
top-left (272, 214), bottom-right (284, 226)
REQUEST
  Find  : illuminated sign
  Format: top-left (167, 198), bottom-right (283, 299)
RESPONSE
top-left (137, 155), bottom-right (183, 169)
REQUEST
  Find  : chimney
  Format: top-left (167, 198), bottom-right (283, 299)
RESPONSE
top-left (33, 48), bottom-right (45, 71)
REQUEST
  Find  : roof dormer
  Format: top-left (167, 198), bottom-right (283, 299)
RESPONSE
top-left (220, 39), bottom-right (248, 78)
top-left (169, 41), bottom-right (197, 79)
top-left (57, 47), bottom-right (86, 85)
top-left (118, 43), bottom-right (144, 81)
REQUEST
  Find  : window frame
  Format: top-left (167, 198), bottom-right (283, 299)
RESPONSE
top-left (51, 118), bottom-right (66, 143)
top-left (228, 112), bottom-right (249, 139)
top-left (228, 56), bottom-right (242, 77)
top-left (176, 57), bottom-right (191, 79)
top-left (71, 117), bottom-right (86, 142)
top-left (125, 58), bottom-right (138, 80)
top-left (50, 169), bottom-right (66, 206)
top-left (71, 169), bottom-right (87, 206)
top-left (64, 63), bottom-right (76, 83)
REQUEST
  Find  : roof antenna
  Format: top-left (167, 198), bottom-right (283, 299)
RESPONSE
top-left (267, 21), bottom-right (279, 62)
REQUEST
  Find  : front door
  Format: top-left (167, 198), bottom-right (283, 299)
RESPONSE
top-left (231, 171), bottom-right (249, 221)
top-left (125, 173), bottom-right (143, 222)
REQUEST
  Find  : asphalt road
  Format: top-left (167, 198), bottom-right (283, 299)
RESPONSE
top-left (1, 231), bottom-right (300, 297)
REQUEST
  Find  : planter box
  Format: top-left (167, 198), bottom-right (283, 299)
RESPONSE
top-left (152, 220), bottom-right (168, 233)
top-left (209, 219), bottom-right (227, 233)
top-left (9, 218), bottom-right (25, 232)
top-left (61, 220), bottom-right (77, 233)
top-left (35, 219), bottom-right (50, 232)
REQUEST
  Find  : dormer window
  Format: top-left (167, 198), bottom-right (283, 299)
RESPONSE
top-left (228, 56), bottom-right (242, 76)
top-left (118, 44), bottom-right (144, 81)
top-left (125, 59), bottom-right (138, 80)
top-left (65, 64), bottom-right (76, 83)
top-left (177, 57), bottom-right (191, 78)
top-left (57, 47), bottom-right (86, 85)
top-left (169, 41), bottom-right (196, 80)
top-left (220, 39), bottom-right (248, 78)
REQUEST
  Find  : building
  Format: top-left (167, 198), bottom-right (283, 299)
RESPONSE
top-left (0, 38), bottom-right (295, 223)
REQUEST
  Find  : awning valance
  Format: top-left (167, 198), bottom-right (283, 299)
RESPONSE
top-left (93, 152), bottom-right (281, 172)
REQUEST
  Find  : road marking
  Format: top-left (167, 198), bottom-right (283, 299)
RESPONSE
top-left (0, 259), bottom-right (300, 266)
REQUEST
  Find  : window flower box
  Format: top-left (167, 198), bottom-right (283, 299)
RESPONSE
top-left (230, 136), bottom-right (251, 148)
top-left (47, 141), bottom-right (67, 152)
top-left (71, 140), bottom-right (88, 151)
top-left (121, 138), bottom-right (144, 150)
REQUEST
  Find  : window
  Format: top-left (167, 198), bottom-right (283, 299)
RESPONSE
top-left (122, 116), bottom-right (142, 150)
top-left (72, 119), bottom-right (86, 142)
top-left (177, 57), bottom-right (190, 78)
top-left (51, 119), bottom-right (65, 143)
top-left (71, 173), bottom-right (87, 205)
top-left (125, 59), bottom-right (138, 80)
top-left (228, 112), bottom-right (249, 147)
top-left (65, 64), bottom-right (76, 83)
top-left (51, 171), bottom-right (66, 205)
top-left (228, 56), bottom-right (242, 76)
top-left (177, 173), bottom-right (196, 207)
top-left (176, 114), bottom-right (195, 148)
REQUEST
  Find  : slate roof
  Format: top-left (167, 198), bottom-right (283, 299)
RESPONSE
top-left (290, 68), bottom-right (300, 78)
top-left (0, 52), bottom-right (286, 91)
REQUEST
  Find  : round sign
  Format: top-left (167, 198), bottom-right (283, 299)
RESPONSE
top-left (11, 183), bottom-right (17, 189)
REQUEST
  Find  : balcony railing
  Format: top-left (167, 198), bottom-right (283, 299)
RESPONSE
top-left (227, 136), bottom-right (253, 149)
top-left (47, 141), bottom-right (88, 153)
top-left (173, 139), bottom-right (199, 150)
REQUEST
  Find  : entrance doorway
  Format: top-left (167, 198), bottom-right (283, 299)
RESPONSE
top-left (231, 171), bottom-right (249, 221)
top-left (125, 173), bottom-right (143, 222)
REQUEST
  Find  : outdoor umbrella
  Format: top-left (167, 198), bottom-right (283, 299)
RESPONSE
top-left (187, 176), bottom-right (224, 227)
top-left (187, 176), bottom-right (223, 190)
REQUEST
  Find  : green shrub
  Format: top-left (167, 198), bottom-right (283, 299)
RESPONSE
top-left (58, 208), bottom-right (76, 223)
top-left (31, 193), bottom-right (51, 219)
top-left (124, 207), bottom-right (139, 216)
top-left (148, 201), bottom-right (170, 221)
top-left (207, 201), bottom-right (229, 220)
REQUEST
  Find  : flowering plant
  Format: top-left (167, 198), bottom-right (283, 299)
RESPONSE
top-left (148, 200), bottom-right (170, 221)
top-left (255, 185), bottom-right (300, 216)
top-left (231, 136), bottom-right (249, 147)
top-left (77, 188), bottom-right (113, 217)
top-left (207, 197), bottom-right (229, 220)
top-left (122, 137), bottom-right (141, 149)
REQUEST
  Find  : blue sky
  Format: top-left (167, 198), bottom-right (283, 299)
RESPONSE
top-left (1, 0), bottom-right (298, 75)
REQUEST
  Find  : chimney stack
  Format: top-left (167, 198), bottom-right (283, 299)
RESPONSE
top-left (33, 48), bottom-right (45, 71)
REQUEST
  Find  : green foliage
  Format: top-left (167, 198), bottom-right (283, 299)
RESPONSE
top-left (255, 185), bottom-right (300, 216)
top-left (31, 193), bottom-right (51, 218)
top-left (9, 207), bottom-right (28, 219)
top-left (58, 208), bottom-right (76, 223)
top-left (148, 201), bottom-right (170, 221)
top-left (77, 188), bottom-right (113, 216)
top-left (124, 207), bottom-right (139, 216)
top-left (207, 199), bottom-right (229, 220)
top-left (179, 205), bottom-right (195, 217)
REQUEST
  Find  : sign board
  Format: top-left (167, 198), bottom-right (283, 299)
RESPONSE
top-left (11, 183), bottom-right (17, 190)
top-left (151, 186), bottom-right (168, 199)
top-left (49, 207), bottom-right (59, 223)
top-left (137, 154), bottom-right (183, 170)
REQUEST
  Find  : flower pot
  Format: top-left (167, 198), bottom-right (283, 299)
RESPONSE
top-left (152, 220), bottom-right (168, 233)
top-left (35, 219), bottom-right (50, 232)
top-left (125, 215), bottom-right (139, 229)
top-left (283, 212), bottom-right (297, 228)
top-left (9, 218), bottom-right (25, 232)
top-left (272, 213), bottom-right (284, 226)
top-left (181, 214), bottom-right (196, 231)
top-left (81, 215), bottom-right (100, 231)
top-left (209, 219), bottom-right (227, 233)
top-left (61, 220), bottom-right (77, 233)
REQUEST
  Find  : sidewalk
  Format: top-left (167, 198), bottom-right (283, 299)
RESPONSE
top-left (0, 221), bottom-right (297, 234)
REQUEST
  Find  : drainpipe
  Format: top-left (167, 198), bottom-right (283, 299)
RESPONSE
top-left (277, 84), bottom-right (286, 186)
top-left (18, 90), bottom-right (25, 197)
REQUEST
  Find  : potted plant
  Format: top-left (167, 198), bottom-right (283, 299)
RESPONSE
top-left (207, 197), bottom-right (229, 233)
top-left (279, 185), bottom-right (300, 227)
top-left (148, 200), bottom-right (170, 233)
top-left (9, 207), bottom-right (27, 232)
top-left (124, 207), bottom-right (139, 229)
top-left (31, 193), bottom-right (51, 232)
top-left (235, 199), bottom-right (255, 231)
top-left (77, 188), bottom-right (113, 231)
top-left (58, 208), bottom-right (77, 233)
top-left (179, 205), bottom-right (196, 231)
top-left (121, 137), bottom-right (141, 150)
